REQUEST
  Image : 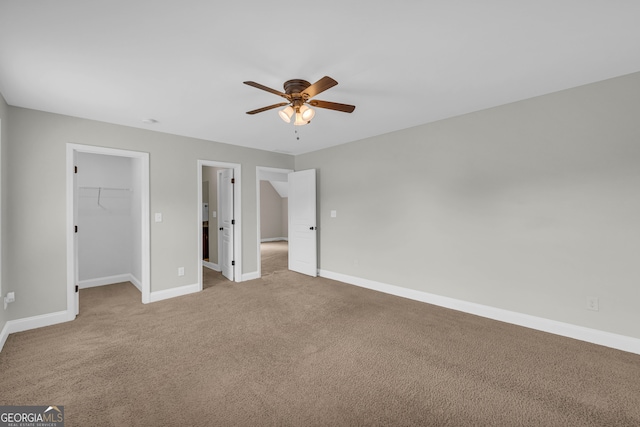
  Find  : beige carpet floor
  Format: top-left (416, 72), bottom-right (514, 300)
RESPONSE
top-left (261, 240), bottom-right (289, 276)
top-left (1, 243), bottom-right (640, 426)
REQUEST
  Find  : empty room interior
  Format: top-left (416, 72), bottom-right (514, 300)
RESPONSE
top-left (1, 2), bottom-right (640, 425)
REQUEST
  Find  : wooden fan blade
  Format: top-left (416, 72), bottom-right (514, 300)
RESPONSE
top-left (246, 102), bottom-right (290, 115)
top-left (302, 76), bottom-right (338, 99)
top-left (308, 99), bottom-right (356, 113)
top-left (243, 81), bottom-right (289, 99)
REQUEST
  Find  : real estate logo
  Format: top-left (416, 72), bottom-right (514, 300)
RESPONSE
top-left (0, 405), bottom-right (64, 427)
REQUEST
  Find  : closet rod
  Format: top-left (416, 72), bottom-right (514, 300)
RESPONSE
top-left (79, 186), bottom-right (131, 191)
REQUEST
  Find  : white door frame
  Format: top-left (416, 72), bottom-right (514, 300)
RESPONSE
top-left (66, 143), bottom-right (151, 318)
top-left (197, 160), bottom-right (242, 289)
top-left (256, 166), bottom-right (294, 278)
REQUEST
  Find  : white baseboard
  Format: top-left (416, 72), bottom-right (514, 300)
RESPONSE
top-left (129, 275), bottom-right (142, 292)
top-left (260, 237), bottom-right (288, 242)
top-left (242, 271), bottom-right (260, 281)
top-left (0, 310), bottom-right (73, 353)
top-left (319, 269), bottom-right (640, 356)
top-left (6, 271), bottom-right (635, 356)
top-left (149, 283), bottom-right (199, 303)
top-left (1, 276), bottom-right (187, 352)
top-left (202, 261), bottom-right (220, 271)
top-left (80, 273), bottom-right (141, 291)
top-left (0, 322), bottom-right (9, 353)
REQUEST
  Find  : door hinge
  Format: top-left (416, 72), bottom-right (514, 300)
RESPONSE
top-left (75, 225), bottom-right (78, 233)
top-left (231, 219), bottom-right (235, 225)
top-left (75, 285), bottom-right (79, 293)
top-left (231, 178), bottom-right (235, 184)
top-left (74, 166), bottom-right (78, 174)
top-left (231, 261), bottom-right (235, 266)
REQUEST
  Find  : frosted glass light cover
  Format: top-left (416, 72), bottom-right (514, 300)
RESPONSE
top-left (278, 106), bottom-right (294, 123)
top-left (300, 105), bottom-right (315, 121)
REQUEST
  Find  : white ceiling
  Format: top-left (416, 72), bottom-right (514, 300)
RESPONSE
top-left (1, 1), bottom-right (640, 155)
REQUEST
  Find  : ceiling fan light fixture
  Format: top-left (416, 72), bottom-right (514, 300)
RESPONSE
top-left (278, 106), bottom-right (294, 123)
top-left (293, 111), bottom-right (308, 126)
top-left (299, 105), bottom-right (315, 121)
top-left (244, 76), bottom-right (355, 127)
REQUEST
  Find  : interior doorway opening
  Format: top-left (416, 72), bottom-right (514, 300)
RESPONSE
top-left (198, 160), bottom-right (242, 289)
top-left (256, 167), bottom-right (293, 278)
top-left (66, 144), bottom-right (150, 318)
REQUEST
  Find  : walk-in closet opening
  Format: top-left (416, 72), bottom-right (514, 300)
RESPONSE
top-left (67, 144), bottom-right (150, 316)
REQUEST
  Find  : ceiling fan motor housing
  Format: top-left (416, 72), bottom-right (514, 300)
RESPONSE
top-left (283, 79), bottom-right (311, 96)
top-left (284, 79), bottom-right (311, 109)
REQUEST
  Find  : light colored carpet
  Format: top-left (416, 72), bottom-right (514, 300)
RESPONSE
top-left (261, 240), bottom-right (288, 276)
top-left (1, 246), bottom-right (639, 426)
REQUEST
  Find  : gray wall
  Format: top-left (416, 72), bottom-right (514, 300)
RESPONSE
top-left (3, 106), bottom-right (293, 321)
top-left (0, 92), bottom-right (8, 333)
top-left (260, 181), bottom-right (287, 240)
top-left (296, 72), bottom-right (640, 339)
top-left (281, 197), bottom-right (288, 239)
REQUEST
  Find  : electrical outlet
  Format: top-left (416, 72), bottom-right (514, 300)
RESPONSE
top-left (178, 267), bottom-right (185, 277)
top-left (4, 292), bottom-right (15, 310)
top-left (587, 297), bottom-right (599, 311)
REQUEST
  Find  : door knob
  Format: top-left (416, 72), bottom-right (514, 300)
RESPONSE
top-left (310, 226), bottom-right (316, 230)
top-left (219, 227), bottom-right (223, 231)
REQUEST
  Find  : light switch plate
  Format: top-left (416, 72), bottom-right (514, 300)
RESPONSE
top-left (155, 213), bottom-right (163, 222)
top-left (331, 210), bottom-right (337, 218)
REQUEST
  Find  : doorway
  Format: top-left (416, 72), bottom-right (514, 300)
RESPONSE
top-left (198, 160), bottom-right (242, 289)
top-left (256, 167), bottom-right (293, 278)
top-left (66, 144), bottom-right (150, 317)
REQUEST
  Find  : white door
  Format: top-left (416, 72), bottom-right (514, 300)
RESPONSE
top-left (288, 169), bottom-right (317, 276)
top-left (220, 169), bottom-right (235, 281)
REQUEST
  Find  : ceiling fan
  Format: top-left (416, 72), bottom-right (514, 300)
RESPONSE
top-left (243, 76), bottom-right (355, 126)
